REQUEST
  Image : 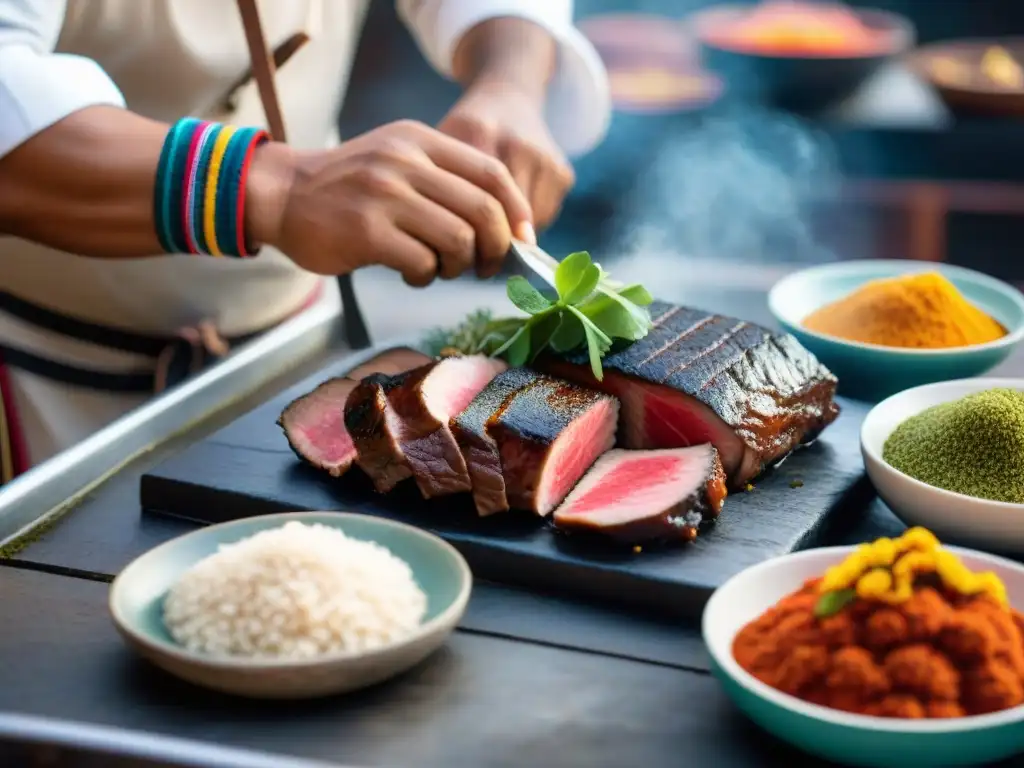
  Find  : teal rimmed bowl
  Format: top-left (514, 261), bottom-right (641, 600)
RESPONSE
top-left (109, 512), bottom-right (472, 699)
top-left (703, 545), bottom-right (1024, 767)
top-left (768, 260), bottom-right (1024, 401)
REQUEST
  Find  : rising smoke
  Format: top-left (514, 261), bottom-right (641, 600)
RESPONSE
top-left (606, 108), bottom-right (848, 292)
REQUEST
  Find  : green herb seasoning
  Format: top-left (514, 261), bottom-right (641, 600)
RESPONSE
top-left (424, 251), bottom-right (654, 380)
top-left (882, 388), bottom-right (1024, 503)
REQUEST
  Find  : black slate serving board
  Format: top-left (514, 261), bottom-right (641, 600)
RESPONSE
top-left (140, 342), bottom-right (873, 619)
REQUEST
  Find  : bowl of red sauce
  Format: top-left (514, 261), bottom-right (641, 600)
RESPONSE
top-left (690, 1), bottom-right (915, 110)
top-left (703, 529), bottom-right (1024, 767)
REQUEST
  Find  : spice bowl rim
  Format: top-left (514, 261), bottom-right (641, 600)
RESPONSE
top-left (767, 259), bottom-right (1024, 356)
top-left (109, 511), bottom-right (473, 672)
top-left (703, 543), bottom-right (1024, 733)
top-left (860, 377), bottom-right (1024, 514)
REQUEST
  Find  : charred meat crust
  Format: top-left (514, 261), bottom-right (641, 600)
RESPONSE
top-left (551, 300), bottom-right (840, 484)
top-left (343, 372), bottom-right (416, 493)
top-left (450, 368), bottom-right (539, 516)
top-left (386, 360), bottom-right (478, 499)
top-left (489, 372), bottom-right (614, 512)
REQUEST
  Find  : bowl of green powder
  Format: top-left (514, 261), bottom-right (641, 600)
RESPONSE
top-left (862, 379), bottom-right (1024, 554)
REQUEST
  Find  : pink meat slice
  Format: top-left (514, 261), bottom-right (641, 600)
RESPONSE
top-left (390, 355), bottom-right (508, 499)
top-left (279, 346), bottom-right (432, 481)
top-left (277, 378), bottom-right (359, 477)
top-left (553, 444), bottom-right (728, 544)
top-left (487, 372), bottom-right (620, 517)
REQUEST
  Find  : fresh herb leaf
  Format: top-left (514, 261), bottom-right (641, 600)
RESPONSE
top-left (618, 284), bottom-right (654, 306)
top-left (567, 305), bottom-right (613, 379)
top-left (526, 311), bottom-right (563, 361)
top-left (507, 276), bottom-right (553, 315)
top-left (549, 313), bottom-right (585, 352)
top-left (584, 302), bottom-right (648, 341)
top-left (427, 249), bottom-right (655, 372)
top-left (495, 322), bottom-right (533, 366)
top-left (580, 318), bottom-right (610, 380)
top-left (561, 262), bottom-right (601, 305)
top-left (814, 589), bottom-right (857, 618)
top-left (554, 251), bottom-right (592, 298)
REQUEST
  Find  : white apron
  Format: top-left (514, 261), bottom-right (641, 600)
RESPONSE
top-left (0, 0), bottom-right (368, 467)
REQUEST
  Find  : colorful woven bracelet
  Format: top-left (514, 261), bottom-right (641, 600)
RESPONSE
top-left (153, 119), bottom-right (270, 258)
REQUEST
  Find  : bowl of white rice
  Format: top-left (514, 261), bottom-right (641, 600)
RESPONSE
top-left (109, 512), bottom-right (471, 699)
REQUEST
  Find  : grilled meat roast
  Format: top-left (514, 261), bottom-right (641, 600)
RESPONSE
top-left (539, 301), bottom-right (839, 487)
top-left (281, 300), bottom-right (840, 546)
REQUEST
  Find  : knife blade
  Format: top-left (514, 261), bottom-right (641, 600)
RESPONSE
top-left (507, 239), bottom-right (623, 292)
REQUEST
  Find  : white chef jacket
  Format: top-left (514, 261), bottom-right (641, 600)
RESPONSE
top-left (0, 0), bottom-right (610, 468)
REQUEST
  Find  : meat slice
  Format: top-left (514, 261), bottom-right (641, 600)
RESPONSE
top-left (279, 347), bottom-right (433, 483)
top-left (278, 378), bottom-right (359, 477)
top-left (344, 372), bottom-right (415, 493)
top-left (539, 301), bottom-right (839, 488)
top-left (552, 445), bottom-right (727, 544)
top-left (450, 368), bottom-right (540, 516)
top-left (388, 355), bottom-right (507, 499)
top-left (487, 371), bottom-right (619, 516)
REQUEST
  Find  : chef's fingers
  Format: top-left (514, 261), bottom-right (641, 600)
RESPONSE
top-left (362, 217), bottom-right (439, 288)
top-left (408, 164), bottom-right (510, 280)
top-left (393, 192), bottom-right (476, 281)
top-left (527, 152), bottom-right (575, 231)
top-left (499, 139), bottom-right (539, 222)
top-left (416, 128), bottom-right (534, 246)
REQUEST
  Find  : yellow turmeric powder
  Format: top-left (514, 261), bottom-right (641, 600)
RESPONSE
top-left (803, 272), bottom-right (1006, 349)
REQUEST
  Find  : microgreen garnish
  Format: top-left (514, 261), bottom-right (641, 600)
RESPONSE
top-left (424, 252), bottom-right (654, 379)
top-left (813, 589), bottom-right (856, 618)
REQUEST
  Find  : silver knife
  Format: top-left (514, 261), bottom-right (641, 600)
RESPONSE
top-left (508, 239), bottom-right (622, 291)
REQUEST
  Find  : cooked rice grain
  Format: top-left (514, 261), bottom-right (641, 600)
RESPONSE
top-left (163, 521), bottom-right (428, 659)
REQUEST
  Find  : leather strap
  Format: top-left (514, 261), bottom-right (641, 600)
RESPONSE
top-left (234, 0), bottom-right (372, 349)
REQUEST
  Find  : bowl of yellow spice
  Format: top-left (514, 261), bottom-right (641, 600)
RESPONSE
top-left (768, 260), bottom-right (1024, 401)
top-left (862, 378), bottom-right (1024, 554)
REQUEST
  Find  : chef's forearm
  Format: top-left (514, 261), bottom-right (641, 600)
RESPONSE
top-left (450, 17), bottom-right (557, 103)
top-left (0, 106), bottom-right (294, 259)
top-left (0, 106), bottom-right (167, 258)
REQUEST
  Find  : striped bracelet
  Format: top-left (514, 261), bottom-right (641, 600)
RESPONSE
top-left (153, 119), bottom-right (270, 258)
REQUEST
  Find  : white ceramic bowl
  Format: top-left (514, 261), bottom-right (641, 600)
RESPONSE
top-left (704, 545), bottom-right (1024, 767)
top-left (110, 512), bottom-right (472, 699)
top-left (861, 378), bottom-right (1024, 554)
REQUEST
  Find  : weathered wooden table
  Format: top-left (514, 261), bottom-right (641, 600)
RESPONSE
top-left (0, 264), bottom-right (1021, 768)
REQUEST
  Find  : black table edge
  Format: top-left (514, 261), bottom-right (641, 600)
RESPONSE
top-left (0, 713), bottom-right (356, 768)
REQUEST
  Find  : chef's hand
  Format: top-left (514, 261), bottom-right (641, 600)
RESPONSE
top-left (439, 82), bottom-right (574, 233)
top-left (246, 120), bottom-right (533, 286)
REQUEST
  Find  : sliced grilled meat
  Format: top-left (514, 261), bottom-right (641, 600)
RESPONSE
top-left (344, 371), bottom-right (416, 493)
top-left (388, 355), bottom-right (507, 499)
top-left (278, 378), bottom-right (359, 477)
top-left (277, 347), bottom-right (432, 479)
top-left (487, 371), bottom-right (619, 516)
top-left (539, 301), bottom-right (839, 488)
top-left (450, 368), bottom-right (540, 516)
top-left (553, 445), bottom-right (727, 544)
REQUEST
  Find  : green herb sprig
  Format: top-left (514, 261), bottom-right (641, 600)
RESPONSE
top-left (424, 251), bottom-right (653, 380)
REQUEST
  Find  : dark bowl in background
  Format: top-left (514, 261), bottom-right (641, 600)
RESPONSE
top-left (690, 4), bottom-right (915, 112)
top-left (906, 38), bottom-right (1024, 118)
top-left (568, 12), bottom-right (727, 208)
